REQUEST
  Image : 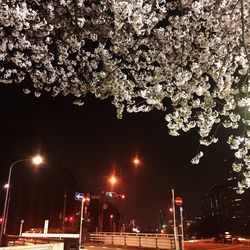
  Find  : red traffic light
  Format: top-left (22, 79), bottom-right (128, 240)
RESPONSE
top-left (84, 193), bottom-right (91, 206)
top-left (116, 194), bottom-right (125, 199)
top-left (69, 216), bottom-right (74, 222)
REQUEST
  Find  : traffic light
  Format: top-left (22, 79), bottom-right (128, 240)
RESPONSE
top-left (116, 194), bottom-right (125, 199)
top-left (69, 216), bottom-right (74, 222)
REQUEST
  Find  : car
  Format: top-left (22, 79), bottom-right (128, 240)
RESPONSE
top-left (214, 232), bottom-right (234, 243)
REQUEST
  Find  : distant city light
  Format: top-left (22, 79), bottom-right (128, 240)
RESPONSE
top-left (238, 237), bottom-right (246, 241)
top-left (132, 227), bottom-right (140, 233)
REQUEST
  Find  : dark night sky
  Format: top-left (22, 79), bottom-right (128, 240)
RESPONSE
top-left (0, 83), bottom-right (232, 228)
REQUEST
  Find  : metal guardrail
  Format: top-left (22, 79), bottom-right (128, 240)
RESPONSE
top-left (21, 233), bottom-right (79, 239)
top-left (2, 235), bottom-right (64, 247)
top-left (89, 232), bottom-right (176, 249)
top-left (0, 243), bottom-right (64, 250)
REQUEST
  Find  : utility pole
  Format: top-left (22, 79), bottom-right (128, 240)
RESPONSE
top-left (180, 207), bottom-right (184, 250)
top-left (172, 189), bottom-right (179, 250)
top-left (19, 220), bottom-right (24, 236)
top-left (99, 193), bottom-right (104, 232)
top-left (62, 190), bottom-right (67, 231)
top-left (79, 197), bottom-right (84, 250)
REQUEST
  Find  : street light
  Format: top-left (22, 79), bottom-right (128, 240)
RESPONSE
top-left (132, 156), bottom-right (142, 169)
top-left (133, 158), bottom-right (140, 166)
top-left (109, 175), bottom-right (117, 186)
top-left (99, 175), bottom-right (117, 232)
top-left (0, 154), bottom-right (44, 246)
top-left (110, 214), bottom-right (114, 232)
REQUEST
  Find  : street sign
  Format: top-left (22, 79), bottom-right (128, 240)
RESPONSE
top-left (91, 195), bottom-right (101, 199)
top-left (85, 193), bottom-right (90, 206)
top-left (106, 191), bottom-right (116, 197)
top-left (175, 197), bottom-right (183, 206)
top-left (75, 192), bottom-right (84, 201)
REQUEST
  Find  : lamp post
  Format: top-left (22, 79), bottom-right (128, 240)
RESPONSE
top-left (133, 157), bottom-right (141, 167)
top-left (99, 174), bottom-right (118, 232)
top-left (110, 214), bottom-right (114, 232)
top-left (109, 175), bottom-right (117, 190)
top-left (171, 189), bottom-right (179, 250)
top-left (0, 155), bottom-right (44, 246)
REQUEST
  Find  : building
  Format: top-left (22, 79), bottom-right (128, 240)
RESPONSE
top-left (202, 185), bottom-right (232, 218)
top-left (201, 163), bottom-right (250, 235)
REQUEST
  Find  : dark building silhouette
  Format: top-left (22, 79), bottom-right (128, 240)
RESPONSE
top-left (202, 185), bottom-right (231, 218)
top-left (84, 195), bottom-right (121, 233)
top-left (159, 209), bottom-right (167, 232)
top-left (201, 162), bottom-right (250, 236)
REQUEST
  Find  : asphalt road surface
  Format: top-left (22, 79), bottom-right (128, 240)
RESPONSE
top-left (185, 241), bottom-right (250, 250)
top-left (84, 242), bottom-right (250, 250)
top-left (84, 245), bottom-right (135, 250)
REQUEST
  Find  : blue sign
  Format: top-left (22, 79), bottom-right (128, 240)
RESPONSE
top-left (75, 192), bottom-right (84, 201)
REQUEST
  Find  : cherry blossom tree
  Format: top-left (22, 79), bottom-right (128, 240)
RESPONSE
top-left (0, 0), bottom-right (249, 192)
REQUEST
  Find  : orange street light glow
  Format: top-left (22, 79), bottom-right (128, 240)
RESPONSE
top-left (32, 155), bottom-right (44, 165)
top-left (133, 157), bottom-right (141, 166)
top-left (109, 176), bottom-right (117, 185)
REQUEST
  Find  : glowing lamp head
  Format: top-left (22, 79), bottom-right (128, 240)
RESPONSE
top-left (109, 176), bottom-right (117, 185)
top-left (32, 155), bottom-right (44, 165)
top-left (133, 157), bottom-right (141, 167)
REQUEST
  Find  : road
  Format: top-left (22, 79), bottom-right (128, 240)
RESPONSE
top-left (83, 242), bottom-right (250, 250)
top-left (84, 245), bottom-right (138, 250)
top-left (185, 241), bottom-right (250, 250)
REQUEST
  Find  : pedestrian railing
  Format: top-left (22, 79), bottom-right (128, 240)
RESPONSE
top-left (0, 243), bottom-right (64, 250)
top-left (89, 232), bottom-right (176, 249)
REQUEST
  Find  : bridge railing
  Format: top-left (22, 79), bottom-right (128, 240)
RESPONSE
top-left (89, 232), bottom-right (176, 249)
top-left (0, 243), bottom-right (64, 250)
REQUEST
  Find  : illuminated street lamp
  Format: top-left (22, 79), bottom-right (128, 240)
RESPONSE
top-left (110, 214), bottom-right (114, 232)
top-left (132, 156), bottom-right (141, 168)
top-left (32, 155), bottom-right (43, 165)
top-left (0, 155), bottom-right (44, 246)
top-left (99, 174), bottom-right (119, 232)
top-left (109, 175), bottom-right (117, 186)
